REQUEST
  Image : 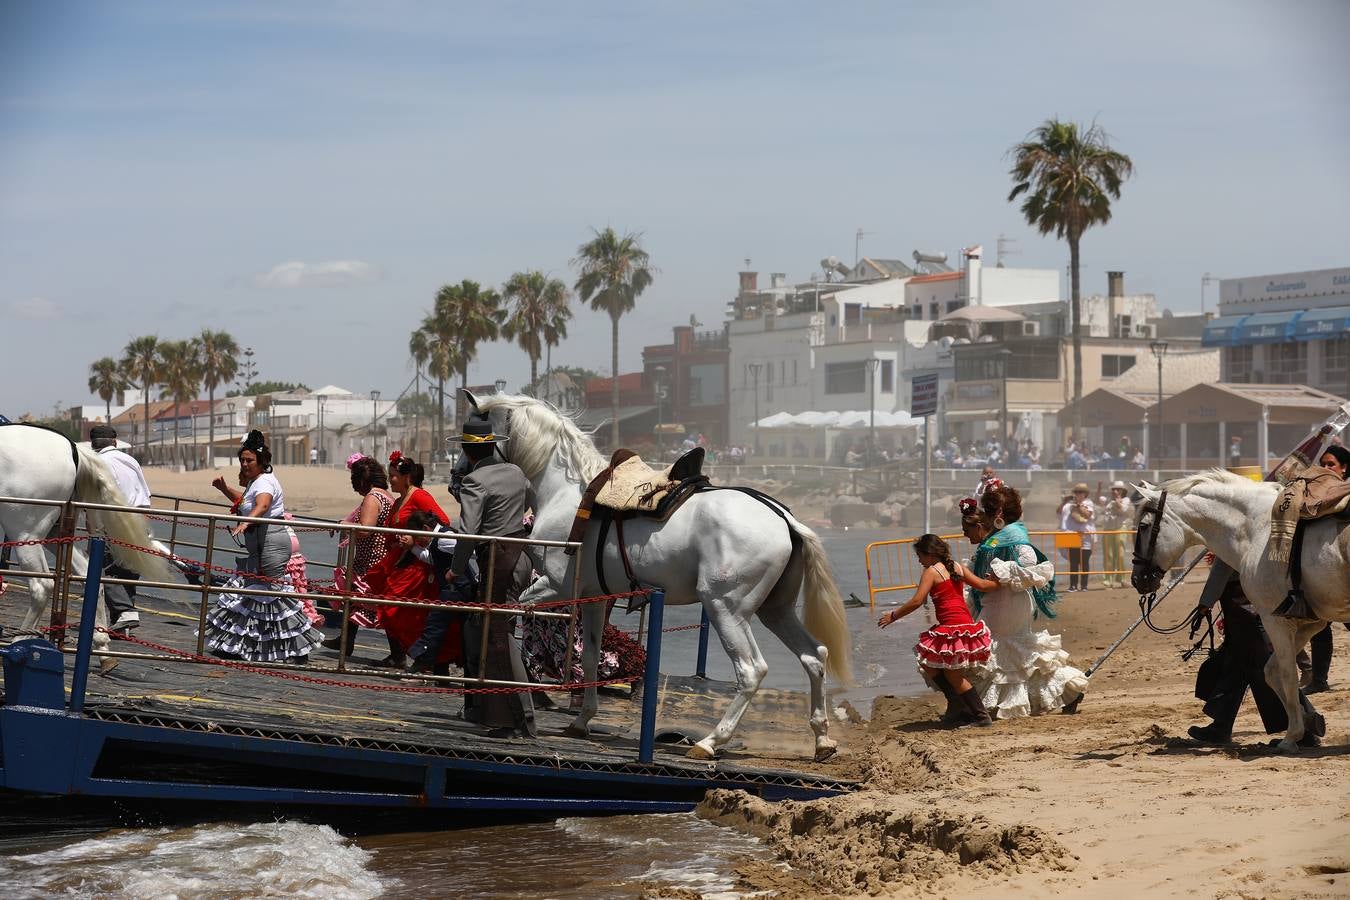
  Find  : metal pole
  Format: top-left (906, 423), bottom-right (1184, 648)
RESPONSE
top-left (70, 538), bottom-right (106, 714)
top-left (336, 538), bottom-right (356, 672)
top-left (477, 540), bottom-right (496, 682)
top-left (637, 589), bottom-right (665, 764)
top-left (1084, 551), bottom-right (1204, 678)
top-left (694, 607), bottom-right (711, 679)
top-left (195, 514), bottom-right (217, 655)
top-left (922, 414), bottom-right (932, 534)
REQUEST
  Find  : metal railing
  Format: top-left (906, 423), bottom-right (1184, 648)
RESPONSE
top-left (863, 528), bottom-right (1204, 607)
top-left (0, 495), bottom-right (688, 763)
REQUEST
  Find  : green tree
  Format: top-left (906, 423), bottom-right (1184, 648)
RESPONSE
top-left (196, 329), bottom-right (240, 467)
top-left (502, 270), bottom-right (571, 390)
top-left (226, 380), bottom-right (309, 398)
top-left (157, 339), bottom-right (202, 467)
top-left (409, 313), bottom-right (465, 451)
top-left (432, 279), bottom-right (504, 428)
top-left (120, 336), bottom-right (160, 457)
top-left (1008, 118), bottom-right (1134, 443)
top-left (87, 357), bottom-right (125, 423)
top-left (572, 227), bottom-right (656, 448)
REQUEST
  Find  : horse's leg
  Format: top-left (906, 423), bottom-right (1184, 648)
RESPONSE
top-left (15, 543), bottom-right (52, 633)
top-left (564, 596), bottom-right (607, 738)
top-left (755, 553), bottom-right (838, 762)
top-left (67, 546), bottom-right (112, 655)
top-left (1262, 614), bottom-right (1308, 752)
top-left (687, 605), bottom-right (770, 760)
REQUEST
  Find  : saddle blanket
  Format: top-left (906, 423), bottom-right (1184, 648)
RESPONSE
top-left (1267, 464), bottom-right (1350, 564)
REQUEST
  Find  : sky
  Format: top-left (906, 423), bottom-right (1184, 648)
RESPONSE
top-left (2, 0), bottom-right (1348, 418)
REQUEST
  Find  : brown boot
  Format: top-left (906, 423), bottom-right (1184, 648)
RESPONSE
top-left (935, 677), bottom-right (964, 727)
top-left (957, 688), bottom-right (993, 728)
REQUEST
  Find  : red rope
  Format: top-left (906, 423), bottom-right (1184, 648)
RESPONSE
top-left (100, 627), bottom-right (636, 695)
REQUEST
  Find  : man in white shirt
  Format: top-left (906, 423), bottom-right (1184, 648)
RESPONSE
top-left (90, 425), bottom-right (151, 630)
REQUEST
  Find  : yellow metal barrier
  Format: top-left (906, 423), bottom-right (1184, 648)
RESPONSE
top-left (864, 529), bottom-right (1142, 608)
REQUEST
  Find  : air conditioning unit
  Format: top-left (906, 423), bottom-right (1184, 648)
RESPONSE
top-left (1021, 321), bottom-right (1040, 336)
top-left (1134, 323), bottom-right (1157, 339)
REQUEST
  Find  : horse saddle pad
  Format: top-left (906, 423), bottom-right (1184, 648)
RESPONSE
top-left (1267, 465), bottom-right (1350, 564)
top-left (565, 448), bottom-right (708, 553)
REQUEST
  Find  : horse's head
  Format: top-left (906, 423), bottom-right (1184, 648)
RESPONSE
top-left (1130, 481), bottom-right (1194, 594)
top-left (461, 388), bottom-right (606, 486)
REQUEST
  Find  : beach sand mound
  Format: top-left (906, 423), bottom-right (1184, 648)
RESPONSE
top-left (698, 788), bottom-right (1070, 896)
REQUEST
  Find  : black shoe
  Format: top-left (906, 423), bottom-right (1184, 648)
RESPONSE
top-left (1305, 680), bottom-right (1330, 695)
top-left (1306, 709), bottom-right (1327, 739)
top-left (1062, 693), bottom-right (1084, 715)
top-left (1187, 723), bottom-right (1232, 745)
top-left (322, 631), bottom-right (356, 655)
top-left (372, 654), bottom-right (406, 668)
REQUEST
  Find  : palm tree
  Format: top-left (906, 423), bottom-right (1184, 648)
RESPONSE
top-left (502, 270), bottom-right (571, 391)
top-left (157, 340), bottom-right (202, 468)
top-left (196, 329), bottom-right (240, 467)
top-left (572, 227), bottom-right (656, 448)
top-left (433, 280), bottom-right (504, 427)
top-left (408, 325), bottom-right (464, 452)
top-left (1008, 118), bottom-right (1134, 444)
top-left (121, 336), bottom-right (160, 458)
top-left (87, 357), bottom-right (125, 423)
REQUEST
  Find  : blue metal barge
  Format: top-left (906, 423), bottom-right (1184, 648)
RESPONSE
top-left (0, 539), bottom-right (856, 815)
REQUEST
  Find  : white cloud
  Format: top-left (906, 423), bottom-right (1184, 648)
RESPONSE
top-left (250, 260), bottom-right (382, 289)
top-left (7, 296), bottom-right (63, 319)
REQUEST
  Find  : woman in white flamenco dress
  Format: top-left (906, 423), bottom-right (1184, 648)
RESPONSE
top-left (955, 491), bottom-right (1088, 719)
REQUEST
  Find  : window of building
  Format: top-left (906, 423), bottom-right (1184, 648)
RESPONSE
top-left (929, 302), bottom-right (939, 319)
top-left (844, 303), bottom-right (862, 325)
top-left (1324, 336), bottom-right (1349, 383)
top-left (912, 305), bottom-right (923, 319)
top-left (766, 362), bottom-right (773, 385)
top-left (792, 359), bottom-right (798, 384)
top-left (880, 359), bottom-right (894, 393)
top-left (686, 363), bottom-right (725, 407)
top-left (825, 361), bottom-right (867, 394)
top-left (945, 300), bottom-right (962, 314)
top-left (780, 360), bottom-right (785, 384)
top-left (1101, 354), bottom-right (1137, 378)
top-left (954, 345), bottom-right (1059, 381)
top-left (1266, 341), bottom-right (1307, 384)
top-left (1227, 345), bottom-right (1253, 383)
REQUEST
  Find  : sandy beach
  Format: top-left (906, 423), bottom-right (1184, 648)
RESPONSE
top-left (143, 464), bottom-right (1350, 898)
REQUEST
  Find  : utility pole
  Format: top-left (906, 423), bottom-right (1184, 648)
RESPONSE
top-left (998, 347), bottom-right (1012, 452)
top-left (1150, 341), bottom-right (1169, 468)
top-left (864, 357), bottom-right (880, 465)
top-left (370, 390), bottom-right (381, 460)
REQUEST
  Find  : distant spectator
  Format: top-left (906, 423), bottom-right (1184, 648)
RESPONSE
top-left (1229, 436), bottom-right (1243, 467)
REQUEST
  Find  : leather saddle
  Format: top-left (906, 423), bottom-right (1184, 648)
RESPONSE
top-left (565, 447), bottom-right (708, 554)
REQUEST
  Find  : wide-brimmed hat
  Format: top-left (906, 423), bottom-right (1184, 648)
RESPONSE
top-left (1111, 480), bottom-right (1127, 491)
top-left (1072, 482), bottom-right (1089, 493)
top-left (445, 410), bottom-right (508, 446)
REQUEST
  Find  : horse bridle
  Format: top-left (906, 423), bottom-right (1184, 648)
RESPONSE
top-left (1130, 489), bottom-right (1169, 593)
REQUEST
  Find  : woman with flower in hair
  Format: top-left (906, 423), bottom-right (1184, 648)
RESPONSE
top-left (323, 453), bottom-right (398, 655)
top-left (955, 484), bottom-right (1088, 718)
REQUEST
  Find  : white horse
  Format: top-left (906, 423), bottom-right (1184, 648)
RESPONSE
top-left (1131, 470), bottom-right (1350, 751)
top-left (471, 392), bottom-right (853, 762)
top-left (0, 424), bottom-right (172, 650)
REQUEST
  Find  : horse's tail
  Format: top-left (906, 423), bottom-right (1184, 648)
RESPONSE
top-left (74, 445), bottom-right (174, 581)
top-left (791, 520), bottom-right (854, 685)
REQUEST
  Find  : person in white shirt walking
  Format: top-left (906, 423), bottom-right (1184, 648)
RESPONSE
top-left (89, 425), bottom-right (151, 631)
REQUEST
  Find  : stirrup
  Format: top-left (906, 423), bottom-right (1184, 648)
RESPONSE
top-left (621, 586), bottom-right (651, 613)
top-left (1274, 589), bottom-right (1315, 620)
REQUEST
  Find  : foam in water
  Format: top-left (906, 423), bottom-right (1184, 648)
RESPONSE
top-left (0, 821), bottom-right (392, 900)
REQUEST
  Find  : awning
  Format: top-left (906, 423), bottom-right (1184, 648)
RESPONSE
top-left (1233, 310), bottom-right (1303, 344)
top-left (1294, 305), bottom-right (1350, 341)
top-left (1201, 314), bottom-right (1249, 347)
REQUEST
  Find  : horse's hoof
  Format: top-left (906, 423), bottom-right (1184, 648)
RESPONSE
top-left (686, 741), bottom-right (717, 760)
top-left (563, 723), bottom-right (589, 739)
top-left (814, 740), bottom-right (838, 763)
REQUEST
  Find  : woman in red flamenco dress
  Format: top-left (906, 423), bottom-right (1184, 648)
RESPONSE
top-left (878, 533), bottom-right (994, 728)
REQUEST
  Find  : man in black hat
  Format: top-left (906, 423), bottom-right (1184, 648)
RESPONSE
top-left (90, 424), bottom-right (152, 631)
top-left (442, 409), bottom-right (536, 737)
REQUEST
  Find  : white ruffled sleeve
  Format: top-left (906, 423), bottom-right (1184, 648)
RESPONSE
top-left (989, 544), bottom-right (1054, 589)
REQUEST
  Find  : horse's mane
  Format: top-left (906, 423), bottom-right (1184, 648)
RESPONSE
top-left (478, 393), bottom-right (607, 484)
top-left (1158, 468), bottom-right (1269, 496)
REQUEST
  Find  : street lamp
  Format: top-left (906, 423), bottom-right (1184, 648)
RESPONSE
top-left (1201, 272), bottom-right (1217, 317)
top-left (494, 378), bottom-right (507, 394)
top-left (316, 393), bottom-right (327, 465)
top-left (227, 401), bottom-right (236, 442)
top-left (370, 390), bottom-right (381, 460)
top-left (652, 366), bottom-right (668, 457)
top-left (1150, 340), bottom-right (1169, 468)
top-left (863, 357), bottom-right (881, 465)
top-left (747, 363), bottom-right (763, 456)
top-left (997, 347), bottom-right (1012, 455)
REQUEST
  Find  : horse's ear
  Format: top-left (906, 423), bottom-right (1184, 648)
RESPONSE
top-left (461, 388), bottom-right (480, 412)
top-left (1132, 481), bottom-right (1155, 499)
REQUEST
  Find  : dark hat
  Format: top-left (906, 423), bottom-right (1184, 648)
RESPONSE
top-left (445, 410), bottom-right (508, 446)
top-left (89, 424), bottom-right (117, 441)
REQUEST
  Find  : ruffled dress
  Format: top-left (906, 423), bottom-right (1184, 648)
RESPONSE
top-left (970, 544), bottom-right (1088, 718)
top-left (914, 576), bottom-right (992, 670)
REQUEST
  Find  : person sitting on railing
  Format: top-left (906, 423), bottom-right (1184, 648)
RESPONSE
top-left (360, 510), bottom-right (461, 676)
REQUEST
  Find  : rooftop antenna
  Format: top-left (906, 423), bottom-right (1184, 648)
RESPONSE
top-left (854, 227), bottom-right (872, 267)
top-left (996, 234), bottom-right (1020, 268)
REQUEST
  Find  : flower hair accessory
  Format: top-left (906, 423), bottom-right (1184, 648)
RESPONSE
top-left (958, 497), bottom-right (979, 517)
top-left (346, 452), bottom-right (366, 470)
top-left (388, 450), bottom-right (403, 464)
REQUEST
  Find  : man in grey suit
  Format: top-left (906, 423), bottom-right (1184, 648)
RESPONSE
top-left (446, 410), bottom-right (537, 737)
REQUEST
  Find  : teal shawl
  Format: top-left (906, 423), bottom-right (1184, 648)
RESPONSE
top-left (969, 521), bottom-right (1059, 619)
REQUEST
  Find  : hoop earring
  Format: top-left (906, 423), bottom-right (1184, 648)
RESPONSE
top-left (993, 516), bottom-right (1006, 530)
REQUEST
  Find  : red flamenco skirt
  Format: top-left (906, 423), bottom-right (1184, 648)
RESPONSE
top-left (915, 621), bottom-right (993, 670)
top-left (365, 552), bottom-right (462, 666)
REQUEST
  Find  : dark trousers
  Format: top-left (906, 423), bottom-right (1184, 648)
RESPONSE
top-left (102, 555), bottom-right (139, 620)
top-left (1066, 548), bottom-right (1092, 589)
top-left (408, 571), bottom-right (477, 663)
top-left (1199, 594), bottom-right (1316, 735)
